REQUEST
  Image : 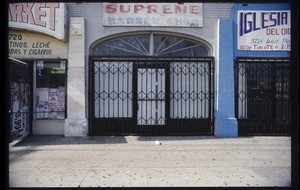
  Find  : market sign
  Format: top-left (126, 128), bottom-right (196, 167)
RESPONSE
top-left (8, 3), bottom-right (66, 40)
top-left (103, 3), bottom-right (203, 27)
top-left (237, 10), bottom-right (290, 51)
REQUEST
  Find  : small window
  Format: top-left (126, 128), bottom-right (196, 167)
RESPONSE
top-left (153, 35), bottom-right (208, 56)
top-left (35, 60), bottom-right (67, 119)
top-left (93, 35), bottom-right (150, 56)
top-left (92, 33), bottom-right (209, 56)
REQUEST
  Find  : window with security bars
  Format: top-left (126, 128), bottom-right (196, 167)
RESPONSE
top-left (235, 58), bottom-right (291, 134)
top-left (236, 59), bottom-right (290, 118)
top-left (94, 61), bottom-right (133, 118)
top-left (92, 33), bottom-right (209, 56)
top-left (90, 33), bottom-right (214, 134)
top-left (92, 33), bottom-right (211, 121)
top-left (170, 62), bottom-right (210, 119)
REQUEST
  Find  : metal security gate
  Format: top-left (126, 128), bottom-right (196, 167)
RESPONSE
top-left (8, 58), bottom-right (32, 142)
top-left (235, 58), bottom-right (291, 135)
top-left (90, 57), bottom-right (214, 135)
top-left (137, 65), bottom-right (167, 127)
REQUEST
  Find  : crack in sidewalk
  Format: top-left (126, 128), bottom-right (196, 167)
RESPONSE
top-left (78, 163), bottom-right (95, 187)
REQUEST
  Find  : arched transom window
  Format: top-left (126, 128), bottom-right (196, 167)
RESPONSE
top-left (92, 33), bottom-right (209, 56)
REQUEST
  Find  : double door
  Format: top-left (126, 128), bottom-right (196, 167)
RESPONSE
top-left (90, 58), bottom-right (214, 135)
top-left (235, 58), bottom-right (291, 135)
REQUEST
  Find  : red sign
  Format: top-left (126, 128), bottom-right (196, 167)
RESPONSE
top-left (103, 3), bottom-right (203, 27)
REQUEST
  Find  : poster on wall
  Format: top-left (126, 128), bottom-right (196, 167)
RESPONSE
top-left (10, 82), bottom-right (30, 140)
top-left (36, 87), bottom-right (65, 119)
top-left (49, 88), bottom-right (58, 119)
top-left (237, 10), bottom-right (291, 51)
top-left (38, 88), bottom-right (49, 102)
top-left (57, 86), bottom-right (65, 119)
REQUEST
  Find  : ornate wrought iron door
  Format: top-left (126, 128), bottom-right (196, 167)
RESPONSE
top-left (90, 57), bottom-right (214, 135)
top-left (90, 33), bottom-right (214, 135)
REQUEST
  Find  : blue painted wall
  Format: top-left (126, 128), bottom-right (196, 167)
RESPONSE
top-left (215, 3), bottom-right (290, 137)
top-left (216, 19), bottom-right (238, 137)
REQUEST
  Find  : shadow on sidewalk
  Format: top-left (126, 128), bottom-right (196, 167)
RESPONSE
top-left (11, 134), bottom-right (256, 148)
top-left (11, 134), bottom-right (128, 147)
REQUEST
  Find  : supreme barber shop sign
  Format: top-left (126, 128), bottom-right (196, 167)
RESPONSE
top-left (8, 3), bottom-right (66, 40)
top-left (103, 3), bottom-right (203, 27)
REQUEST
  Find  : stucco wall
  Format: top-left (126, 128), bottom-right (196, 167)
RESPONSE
top-left (66, 3), bottom-right (234, 126)
top-left (67, 3), bottom-right (233, 58)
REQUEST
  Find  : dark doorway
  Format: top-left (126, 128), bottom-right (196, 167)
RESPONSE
top-left (235, 58), bottom-right (291, 135)
top-left (8, 58), bottom-right (32, 142)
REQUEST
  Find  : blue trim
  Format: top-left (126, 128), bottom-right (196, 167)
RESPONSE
top-left (216, 19), bottom-right (238, 137)
top-left (232, 3), bottom-right (291, 58)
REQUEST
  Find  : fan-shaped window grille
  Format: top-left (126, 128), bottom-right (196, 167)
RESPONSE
top-left (92, 34), bottom-right (209, 56)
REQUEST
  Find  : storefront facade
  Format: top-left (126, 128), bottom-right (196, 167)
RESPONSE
top-left (232, 4), bottom-right (291, 135)
top-left (8, 3), bottom-right (68, 141)
top-left (65, 3), bottom-right (233, 136)
top-left (8, 2), bottom-right (291, 139)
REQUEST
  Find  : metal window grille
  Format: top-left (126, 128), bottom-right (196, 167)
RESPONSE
top-left (90, 33), bottom-right (213, 135)
top-left (235, 58), bottom-right (291, 135)
top-left (90, 57), bottom-right (214, 135)
top-left (92, 33), bottom-right (209, 57)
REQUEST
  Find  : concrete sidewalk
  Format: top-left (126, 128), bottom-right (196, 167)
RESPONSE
top-left (9, 135), bottom-right (291, 187)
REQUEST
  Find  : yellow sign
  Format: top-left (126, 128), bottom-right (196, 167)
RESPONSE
top-left (8, 30), bottom-right (67, 59)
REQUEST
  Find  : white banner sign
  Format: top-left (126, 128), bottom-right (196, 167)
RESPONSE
top-left (103, 3), bottom-right (203, 27)
top-left (237, 10), bottom-right (290, 51)
top-left (8, 3), bottom-right (66, 40)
